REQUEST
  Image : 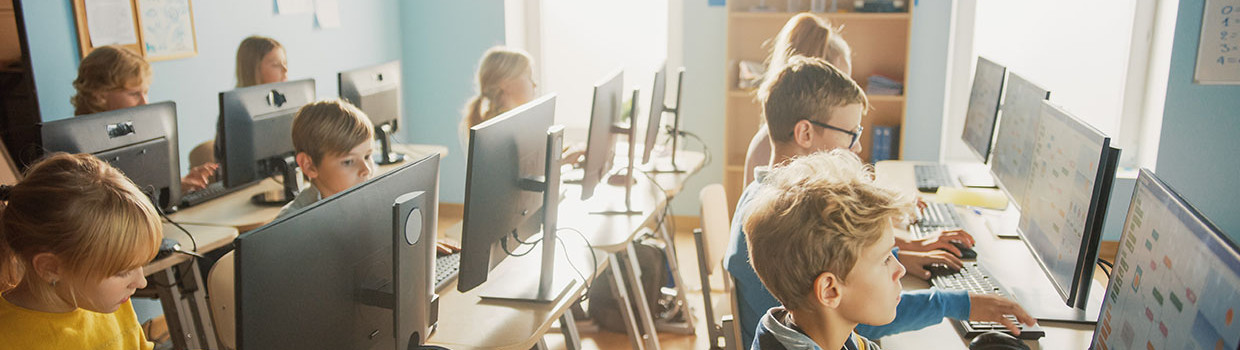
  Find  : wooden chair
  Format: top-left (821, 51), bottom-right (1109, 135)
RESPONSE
top-left (694, 184), bottom-right (741, 349)
top-left (206, 251), bottom-right (236, 350)
top-left (189, 140), bottom-right (215, 169)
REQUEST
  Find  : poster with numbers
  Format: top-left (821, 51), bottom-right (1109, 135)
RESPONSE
top-left (1196, 0), bottom-right (1240, 84)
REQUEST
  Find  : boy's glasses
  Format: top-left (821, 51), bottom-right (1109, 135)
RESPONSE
top-left (799, 119), bottom-right (864, 149)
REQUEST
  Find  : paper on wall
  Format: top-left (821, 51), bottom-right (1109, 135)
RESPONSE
top-left (315, 0), bottom-right (341, 29)
top-left (85, 0), bottom-right (139, 46)
top-left (277, 0), bottom-right (312, 14)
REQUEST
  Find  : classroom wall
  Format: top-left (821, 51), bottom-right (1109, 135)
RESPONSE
top-left (1155, 0), bottom-right (1240, 242)
top-left (22, 0), bottom-right (402, 172)
top-left (398, 1), bottom-right (506, 204)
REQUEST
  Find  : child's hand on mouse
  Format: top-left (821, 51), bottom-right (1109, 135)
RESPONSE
top-left (898, 250), bottom-right (964, 280)
top-left (900, 229), bottom-right (975, 256)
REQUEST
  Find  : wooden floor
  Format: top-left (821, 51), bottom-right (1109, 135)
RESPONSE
top-left (438, 206), bottom-right (718, 350)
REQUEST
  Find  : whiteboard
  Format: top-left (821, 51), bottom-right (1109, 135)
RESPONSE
top-left (1195, 0), bottom-right (1240, 84)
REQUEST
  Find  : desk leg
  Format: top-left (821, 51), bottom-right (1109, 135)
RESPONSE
top-left (622, 241), bottom-right (663, 350)
top-left (608, 252), bottom-right (645, 350)
top-left (152, 259), bottom-right (219, 350)
top-left (652, 218), bottom-right (697, 334)
top-left (559, 308), bottom-right (581, 350)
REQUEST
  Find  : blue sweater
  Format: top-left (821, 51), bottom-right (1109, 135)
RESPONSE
top-left (724, 179), bottom-right (971, 346)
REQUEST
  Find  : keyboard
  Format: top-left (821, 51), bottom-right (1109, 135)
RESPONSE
top-left (435, 252), bottom-right (461, 293)
top-left (180, 182), bottom-right (240, 208)
top-left (913, 202), bottom-right (965, 230)
top-left (929, 262), bottom-right (1046, 339)
top-left (914, 164), bottom-right (954, 193)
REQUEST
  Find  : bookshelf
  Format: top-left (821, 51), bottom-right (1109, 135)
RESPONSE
top-left (723, 1), bottom-right (913, 212)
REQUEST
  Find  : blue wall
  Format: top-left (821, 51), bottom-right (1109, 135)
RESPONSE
top-left (671, 0), bottom-right (726, 215)
top-left (398, 1), bottom-right (505, 204)
top-left (1155, 0), bottom-right (1240, 241)
top-left (23, 0), bottom-right (402, 173)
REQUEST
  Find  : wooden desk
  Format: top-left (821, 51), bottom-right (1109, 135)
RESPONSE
top-left (142, 222), bottom-right (238, 350)
top-left (168, 144), bottom-right (448, 232)
top-left (873, 161), bottom-right (1099, 349)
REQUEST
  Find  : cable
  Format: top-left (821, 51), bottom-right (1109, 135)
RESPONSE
top-left (500, 231), bottom-right (541, 257)
top-left (1096, 259), bottom-right (1114, 278)
top-left (557, 226), bottom-right (599, 304)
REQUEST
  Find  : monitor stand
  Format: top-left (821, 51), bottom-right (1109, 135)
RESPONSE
top-left (958, 172), bottom-right (997, 189)
top-left (375, 123), bottom-right (406, 165)
top-left (1011, 278), bottom-right (1104, 324)
top-left (592, 90), bottom-right (644, 216)
top-left (480, 126), bottom-right (577, 303)
top-left (252, 155), bottom-right (300, 206)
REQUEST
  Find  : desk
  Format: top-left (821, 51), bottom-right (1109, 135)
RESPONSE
top-left (167, 144), bottom-right (448, 231)
top-left (142, 222), bottom-right (238, 350)
top-left (427, 151), bottom-right (706, 350)
top-left (873, 161), bottom-right (1098, 349)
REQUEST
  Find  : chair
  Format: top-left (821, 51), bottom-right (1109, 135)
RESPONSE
top-left (206, 251), bottom-right (236, 350)
top-left (695, 184), bottom-right (741, 349)
top-left (189, 140), bottom-right (216, 169)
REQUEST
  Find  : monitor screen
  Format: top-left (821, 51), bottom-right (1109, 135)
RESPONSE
top-left (40, 102), bottom-right (181, 211)
top-left (219, 79), bottom-right (315, 189)
top-left (990, 72), bottom-right (1050, 209)
top-left (339, 60), bottom-right (401, 128)
top-left (580, 70), bottom-right (623, 200)
top-left (1017, 101), bottom-right (1116, 307)
top-left (236, 154), bottom-right (440, 349)
top-left (642, 62), bottom-right (667, 164)
top-left (1091, 169), bottom-right (1239, 350)
top-left (961, 56), bottom-right (1007, 163)
top-left (459, 94), bottom-right (556, 293)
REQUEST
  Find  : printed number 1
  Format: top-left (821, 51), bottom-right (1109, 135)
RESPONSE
top-left (1222, 56), bottom-right (1228, 65)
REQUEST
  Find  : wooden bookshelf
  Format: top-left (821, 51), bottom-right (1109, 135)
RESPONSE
top-left (724, 0), bottom-right (913, 212)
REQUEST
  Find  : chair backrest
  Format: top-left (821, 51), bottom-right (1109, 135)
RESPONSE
top-left (189, 140), bottom-right (216, 169)
top-left (207, 251), bottom-right (237, 350)
top-left (698, 183), bottom-right (730, 275)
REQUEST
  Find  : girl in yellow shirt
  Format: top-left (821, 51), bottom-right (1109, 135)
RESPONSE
top-left (0, 153), bottom-right (162, 350)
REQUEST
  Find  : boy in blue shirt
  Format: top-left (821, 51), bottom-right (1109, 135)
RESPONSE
top-left (725, 57), bottom-right (1036, 347)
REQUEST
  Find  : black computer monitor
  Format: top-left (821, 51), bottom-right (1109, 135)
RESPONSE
top-left (990, 72), bottom-right (1050, 209)
top-left (234, 154), bottom-right (440, 349)
top-left (641, 64), bottom-right (685, 173)
top-left (581, 69), bottom-right (624, 201)
top-left (218, 78), bottom-right (315, 205)
top-left (339, 60), bottom-right (405, 165)
top-left (40, 101), bottom-right (181, 212)
top-left (1090, 169), bottom-right (1239, 350)
top-left (458, 94), bottom-right (571, 302)
top-left (961, 56), bottom-right (1007, 163)
top-left (1016, 101), bottom-right (1120, 321)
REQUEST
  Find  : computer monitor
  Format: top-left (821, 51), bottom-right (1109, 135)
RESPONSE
top-left (339, 60), bottom-right (406, 165)
top-left (218, 78), bottom-right (315, 206)
top-left (961, 56), bottom-right (1007, 163)
top-left (642, 65), bottom-right (685, 173)
top-left (1090, 169), bottom-right (1239, 350)
top-left (40, 101), bottom-right (181, 212)
top-left (990, 72), bottom-right (1050, 209)
top-left (581, 69), bottom-right (624, 201)
top-left (1016, 101), bottom-right (1120, 320)
top-left (458, 94), bottom-right (572, 302)
top-left (234, 154), bottom-right (440, 349)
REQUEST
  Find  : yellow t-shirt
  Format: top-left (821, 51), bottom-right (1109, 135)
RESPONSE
top-left (0, 295), bottom-right (154, 350)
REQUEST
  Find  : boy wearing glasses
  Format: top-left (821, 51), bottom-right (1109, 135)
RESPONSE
top-left (725, 57), bottom-right (1035, 347)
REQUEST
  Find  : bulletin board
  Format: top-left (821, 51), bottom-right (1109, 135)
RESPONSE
top-left (71, 0), bottom-right (198, 61)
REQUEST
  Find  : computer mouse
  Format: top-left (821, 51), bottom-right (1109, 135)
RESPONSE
top-left (969, 331), bottom-right (1030, 350)
top-left (952, 241), bottom-right (978, 259)
top-left (924, 263), bottom-right (958, 278)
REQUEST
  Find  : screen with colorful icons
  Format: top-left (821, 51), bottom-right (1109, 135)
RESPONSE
top-left (1092, 169), bottom-right (1240, 350)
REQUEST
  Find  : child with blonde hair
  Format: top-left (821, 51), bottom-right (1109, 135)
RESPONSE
top-left (235, 35), bottom-right (288, 87)
top-left (0, 153), bottom-right (163, 349)
top-left (460, 46), bottom-right (536, 143)
top-left (71, 45), bottom-right (152, 116)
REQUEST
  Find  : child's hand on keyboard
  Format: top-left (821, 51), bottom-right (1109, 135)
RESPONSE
top-left (181, 162), bottom-right (219, 193)
top-left (436, 237), bottom-right (461, 256)
top-left (903, 229), bottom-right (975, 256)
top-left (967, 294), bottom-right (1037, 336)
top-left (898, 250), bottom-right (963, 280)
